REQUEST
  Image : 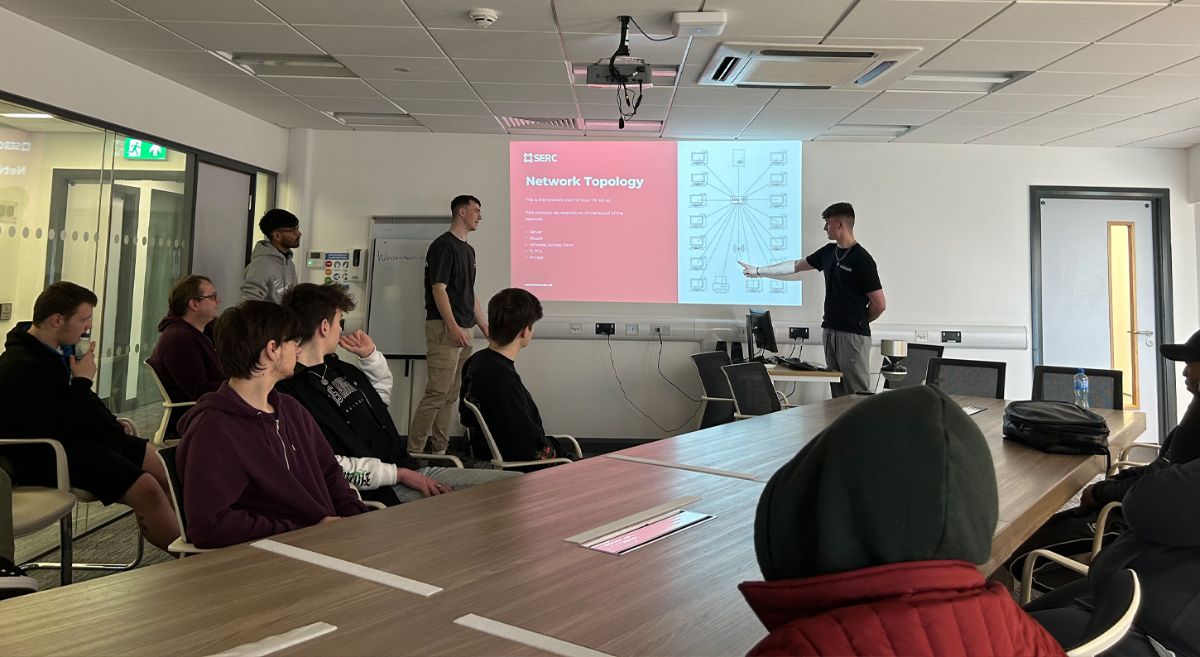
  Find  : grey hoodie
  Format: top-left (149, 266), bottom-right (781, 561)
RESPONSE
top-left (240, 239), bottom-right (298, 303)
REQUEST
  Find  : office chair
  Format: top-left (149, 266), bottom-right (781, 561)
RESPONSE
top-left (1020, 554), bottom-right (1142, 657)
top-left (1033, 365), bottom-right (1123, 410)
top-left (721, 362), bottom-right (789, 418)
top-left (144, 360), bottom-right (195, 447)
top-left (690, 351), bottom-right (736, 428)
top-left (460, 399), bottom-right (581, 470)
top-left (926, 357), bottom-right (1006, 399)
top-left (2, 439), bottom-right (77, 585)
top-left (884, 343), bottom-right (944, 389)
top-left (154, 446), bottom-right (208, 556)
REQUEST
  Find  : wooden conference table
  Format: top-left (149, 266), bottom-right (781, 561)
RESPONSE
top-left (0, 395), bottom-right (1144, 657)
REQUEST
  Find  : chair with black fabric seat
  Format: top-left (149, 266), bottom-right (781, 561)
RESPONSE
top-left (926, 357), bottom-right (1006, 399)
top-left (884, 343), bottom-right (944, 390)
top-left (1033, 366), bottom-right (1123, 410)
top-left (721, 362), bottom-right (791, 418)
top-left (461, 399), bottom-right (580, 470)
top-left (154, 445), bottom-right (207, 555)
top-left (1019, 553), bottom-right (1142, 657)
top-left (690, 351), bottom-right (736, 429)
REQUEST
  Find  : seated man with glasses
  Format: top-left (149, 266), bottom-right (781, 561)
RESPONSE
top-left (146, 275), bottom-right (224, 439)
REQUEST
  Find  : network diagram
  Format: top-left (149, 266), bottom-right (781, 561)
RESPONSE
top-left (676, 142), bottom-right (801, 305)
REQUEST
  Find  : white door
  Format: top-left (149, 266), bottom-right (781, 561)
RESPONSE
top-left (1039, 197), bottom-right (1158, 437)
top-left (192, 162), bottom-right (252, 302)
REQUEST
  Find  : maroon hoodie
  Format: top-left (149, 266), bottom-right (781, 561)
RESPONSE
top-left (177, 383), bottom-right (367, 549)
top-left (146, 315), bottom-right (224, 437)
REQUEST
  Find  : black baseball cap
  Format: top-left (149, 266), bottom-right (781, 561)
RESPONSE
top-left (1160, 329), bottom-right (1200, 362)
top-left (259, 208), bottom-right (299, 235)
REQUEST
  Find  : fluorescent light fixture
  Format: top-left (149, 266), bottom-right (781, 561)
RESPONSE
top-left (585, 119), bottom-right (663, 132)
top-left (824, 124), bottom-right (911, 137)
top-left (896, 71), bottom-right (1028, 93)
top-left (1, 113), bottom-right (53, 119)
top-left (330, 112), bottom-right (419, 127)
top-left (227, 52), bottom-right (356, 78)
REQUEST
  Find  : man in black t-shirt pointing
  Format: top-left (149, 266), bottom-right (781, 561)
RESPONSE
top-left (409, 195), bottom-right (490, 455)
top-left (739, 202), bottom-right (885, 397)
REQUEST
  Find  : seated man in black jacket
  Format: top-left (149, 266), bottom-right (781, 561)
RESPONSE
top-left (0, 282), bottom-right (179, 551)
top-left (276, 283), bottom-right (517, 506)
top-left (459, 288), bottom-right (576, 462)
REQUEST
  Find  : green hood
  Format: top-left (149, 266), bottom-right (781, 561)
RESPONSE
top-left (755, 385), bottom-right (998, 580)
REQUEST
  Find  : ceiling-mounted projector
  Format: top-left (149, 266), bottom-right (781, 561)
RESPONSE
top-left (586, 56), bottom-right (650, 86)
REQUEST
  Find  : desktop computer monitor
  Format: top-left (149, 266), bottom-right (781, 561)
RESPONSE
top-left (746, 309), bottom-right (777, 358)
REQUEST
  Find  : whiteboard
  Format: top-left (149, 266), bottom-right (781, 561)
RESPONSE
top-left (365, 217), bottom-right (448, 357)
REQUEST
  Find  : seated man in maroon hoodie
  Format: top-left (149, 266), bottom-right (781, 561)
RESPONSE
top-left (176, 301), bottom-right (367, 549)
top-left (146, 275), bottom-right (224, 439)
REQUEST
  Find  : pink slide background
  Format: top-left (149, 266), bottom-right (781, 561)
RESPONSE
top-left (510, 141), bottom-right (677, 303)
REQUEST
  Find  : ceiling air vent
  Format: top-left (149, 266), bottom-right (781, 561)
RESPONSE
top-left (500, 116), bottom-right (583, 132)
top-left (700, 43), bottom-right (921, 90)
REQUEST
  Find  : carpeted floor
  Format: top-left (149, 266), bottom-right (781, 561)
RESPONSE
top-left (18, 511), bottom-right (174, 591)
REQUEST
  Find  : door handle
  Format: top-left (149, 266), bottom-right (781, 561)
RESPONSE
top-left (1127, 330), bottom-right (1153, 336)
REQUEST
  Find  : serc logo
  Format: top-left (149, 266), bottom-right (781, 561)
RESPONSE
top-left (522, 152), bottom-right (557, 163)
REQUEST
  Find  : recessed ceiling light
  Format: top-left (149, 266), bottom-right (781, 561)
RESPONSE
top-left (393, 67), bottom-right (411, 73)
top-left (897, 71), bottom-right (1028, 93)
top-left (1, 113), bottom-right (53, 119)
top-left (330, 112), bottom-right (419, 127)
top-left (824, 124), bottom-right (911, 137)
top-left (225, 52), bottom-right (356, 79)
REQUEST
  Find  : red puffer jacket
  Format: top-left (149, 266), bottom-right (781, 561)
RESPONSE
top-left (739, 560), bottom-right (1066, 657)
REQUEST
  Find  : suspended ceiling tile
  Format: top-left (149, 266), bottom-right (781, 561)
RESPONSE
top-left (1101, 75), bottom-right (1200, 98)
top-left (573, 85), bottom-right (674, 106)
top-left (1103, 6), bottom-right (1200, 45)
top-left (412, 114), bottom-right (506, 133)
top-left (486, 101), bottom-right (579, 118)
top-left (926, 110), bottom-right (1039, 128)
top-left (968, 2), bottom-right (1159, 43)
top-left (579, 104), bottom-right (669, 121)
top-left (1151, 98), bottom-right (1200, 118)
top-left (175, 74), bottom-right (279, 95)
top-left (294, 96), bottom-right (400, 113)
top-left (335, 56), bottom-right (465, 82)
top-left (960, 93), bottom-right (1086, 112)
top-left (432, 29), bottom-right (565, 61)
top-left (861, 90), bottom-right (982, 111)
top-left (211, 92), bottom-right (346, 128)
top-left (671, 87), bottom-right (777, 108)
top-left (392, 99), bottom-right (493, 116)
top-left (922, 40), bottom-right (1085, 72)
top-left (994, 71), bottom-right (1140, 96)
top-left (263, 77), bottom-right (378, 97)
top-left (38, 17), bottom-right (199, 51)
top-left (1065, 95), bottom-right (1186, 114)
top-left (1048, 130), bottom-right (1145, 147)
top-left (751, 107), bottom-right (853, 124)
top-left (474, 83), bottom-right (578, 103)
top-left (839, 108), bottom-right (949, 125)
top-left (739, 122), bottom-right (834, 139)
top-left (892, 125), bottom-right (997, 143)
top-left (257, 0), bottom-right (418, 27)
top-left (1015, 113), bottom-right (1127, 130)
top-left (0, 0), bottom-right (137, 19)
top-left (971, 127), bottom-right (1086, 145)
top-left (404, 0), bottom-right (555, 31)
top-left (295, 25), bottom-right (443, 57)
top-left (830, 0), bottom-right (1007, 40)
top-left (563, 32), bottom-right (689, 66)
top-left (160, 21), bottom-right (322, 53)
top-left (1103, 112), bottom-right (1200, 132)
top-left (455, 59), bottom-right (571, 84)
top-left (553, 0), bottom-right (699, 35)
top-left (118, 0), bottom-right (278, 22)
top-left (106, 48), bottom-right (246, 76)
top-left (705, 0), bottom-right (851, 38)
top-left (1046, 43), bottom-right (1200, 74)
top-left (767, 89), bottom-right (879, 109)
top-left (370, 80), bottom-right (480, 101)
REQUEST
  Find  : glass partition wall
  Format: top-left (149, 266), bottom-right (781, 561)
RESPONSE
top-left (0, 98), bottom-right (195, 419)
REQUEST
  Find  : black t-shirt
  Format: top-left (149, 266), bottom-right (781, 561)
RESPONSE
top-left (805, 242), bottom-right (882, 336)
top-left (424, 232), bottom-right (477, 327)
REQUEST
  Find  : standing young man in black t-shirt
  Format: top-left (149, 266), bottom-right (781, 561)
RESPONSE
top-left (409, 195), bottom-right (490, 455)
top-left (739, 202), bottom-right (885, 396)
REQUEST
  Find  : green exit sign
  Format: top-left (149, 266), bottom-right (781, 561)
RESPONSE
top-left (123, 137), bottom-right (168, 161)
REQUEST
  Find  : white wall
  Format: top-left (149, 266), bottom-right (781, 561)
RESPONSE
top-left (0, 8), bottom-right (288, 173)
top-left (296, 131), bottom-right (1197, 439)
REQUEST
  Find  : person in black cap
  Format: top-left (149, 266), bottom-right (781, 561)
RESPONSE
top-left (1007, 329), bottom-right (1200, 589)
top-left (241, 208), bottom-right (301, 303)
top-left (738, 385), bottom-right (1065, 656)
top-left (1024, 332), bottom-right (1200, 656)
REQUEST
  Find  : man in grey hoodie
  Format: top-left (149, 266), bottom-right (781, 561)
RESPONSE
top-left (241, 208), bottom-right (301, 303)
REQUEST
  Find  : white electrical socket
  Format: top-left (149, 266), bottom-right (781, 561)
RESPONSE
top-left (626, 323), bottom-right (640, 336)
top-left (569, 323), bottom-right (582, 335)
top-left (914, 330), bottom-right (929, 342)
top-left (651, 324), bottom-right (670, 336)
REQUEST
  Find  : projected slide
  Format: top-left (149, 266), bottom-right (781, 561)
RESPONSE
top-left (510, 140), bottom-right (802, 305)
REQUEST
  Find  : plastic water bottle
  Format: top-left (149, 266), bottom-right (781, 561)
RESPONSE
top-left (1073, 368), bottom-right (1090, 409)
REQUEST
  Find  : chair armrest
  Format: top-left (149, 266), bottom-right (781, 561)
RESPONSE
top-left (1118, 443), bottom-right (1160, 465)
top-left (164, 401), bottom-right (197, 409)
top-left (1020, 548), bottom-right (1089, 605)
top-left (550, 434), bottom-right (583, 458)
top-left (363, 500), bottom-right (387, 511)
top-left (422, 453), bottom-right (464, 468)
top-left (701, 395), bottom-right (734, 403)
top-left (0, 439), bottom-right (70, 491)
top-left (1107, 460), bottom-right (1148, 477)
top-left (1092, 501), bottom-right (1123, 558)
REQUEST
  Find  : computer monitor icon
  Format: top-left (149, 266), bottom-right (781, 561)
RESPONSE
top-left (770, 151), bottom-right (787, 165)
top-left (691, 151), bottom-right (708, 165)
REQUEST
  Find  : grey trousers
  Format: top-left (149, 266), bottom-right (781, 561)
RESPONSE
top-left (823, 329), bottom-right (871, 397)
top-left (390, 466), bottom-right (521, 504)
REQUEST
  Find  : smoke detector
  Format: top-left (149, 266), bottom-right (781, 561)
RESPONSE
top-left (468, 8), bottom-right (499, 27)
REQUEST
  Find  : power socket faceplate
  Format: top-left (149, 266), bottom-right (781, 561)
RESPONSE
top-left (595, 322), bottom-right (615, 336)
top-left (650, 323), bottom-right (671, 336)
top-left (789, 327), bottom-right (808, 340)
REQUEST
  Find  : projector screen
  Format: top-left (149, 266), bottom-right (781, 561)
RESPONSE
top-left (510, 140), bottom-right (803, 305)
